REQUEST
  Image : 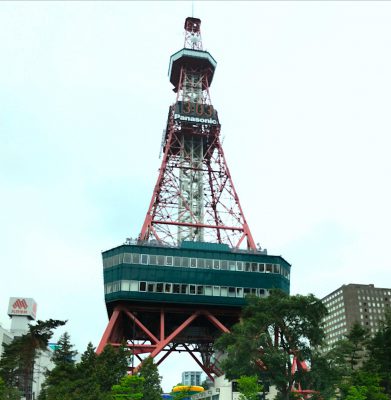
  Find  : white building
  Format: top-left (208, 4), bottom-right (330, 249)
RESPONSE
top-left (192, 375), bottom-right (277, 400)
top-left (0, 297), bottom-right (55, 399)
top-left (0, 324), bottom-right (13, 358)
top-left (182, 371), bottom-right (202, 386)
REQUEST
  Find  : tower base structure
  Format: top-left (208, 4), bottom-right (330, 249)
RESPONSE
top-left (97, 241), bottom-right (290, 379)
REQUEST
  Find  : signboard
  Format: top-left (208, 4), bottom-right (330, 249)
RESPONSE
top-left (8, 297), bottom-right (37, 320)
top-left (174, 101), bottom-right (219, 126)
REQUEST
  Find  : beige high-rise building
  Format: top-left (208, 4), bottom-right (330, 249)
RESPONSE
top-left (321, 283), bottom-right (391, 349)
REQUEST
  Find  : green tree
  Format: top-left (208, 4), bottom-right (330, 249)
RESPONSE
top-left (215, 290), bottom-right (327, 400)
top-left (111, 375), bottom-right (144, 400)
top-left (138, 357), bottom-right (162, 400)
top-left (343, 322), bottom-right (370, 371)
top-left (40, 339), bottom-right (129, 400)
top-left (73, 342), bottom-right (110, 400)
top-left (96, 344), bottom-right (130, 393)
top-left (0, 376), bottom-right (21, 400)
top-left (237, 375), bottom-right (263, 400)
top-left (38, 332), bottom-right (78, 400)
top-left (366, 310), bottom-right (391, 396)
top-left (0, 319), bottom-right (65, 400)
top-left (340, 370), bottom-right (388, 400)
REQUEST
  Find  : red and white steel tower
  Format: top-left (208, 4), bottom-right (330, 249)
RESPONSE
top-left (139, 17), bottom-right (256, 250)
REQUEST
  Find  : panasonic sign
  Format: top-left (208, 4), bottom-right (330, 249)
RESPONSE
top-left (174, 113), bottom-right (218, 125)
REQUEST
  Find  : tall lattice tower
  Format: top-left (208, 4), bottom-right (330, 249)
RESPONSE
top-left (139, 17), bottom-right (255, 250)
top-left (98, 17), bottom-right (291, 381)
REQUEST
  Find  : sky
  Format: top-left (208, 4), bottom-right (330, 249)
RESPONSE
top-left (1, 0), bottom-right (391, 392)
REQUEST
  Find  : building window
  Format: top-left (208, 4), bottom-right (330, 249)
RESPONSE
top-left (181, 284), bottom-right (188, 294)
top-left (149, 255), bottom-right (157, 265)
top-left (182, 258), bottom-right (189, 268)
top-left (157, 255), bottom-right (165, 265)
top-left (156, 283), bottom-right (163, 293)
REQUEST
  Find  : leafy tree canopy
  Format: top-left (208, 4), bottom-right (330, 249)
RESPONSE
top-left (111, 375), bottom-right (144, 400)
top-left (138, 357), bottom-right (162, 400)
top-left (215, 290), bottom-right (327, 399)
top-left (0, 319), bottom-right (65, 400)
top-left (237, 375), bottom-right (263, 400)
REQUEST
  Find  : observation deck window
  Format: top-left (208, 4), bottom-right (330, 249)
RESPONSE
top-left (182, 257), bottom-right (190, 268)
top-left (104, 251), bottom-right (289, 281)
top-left (150, 255), bottom-right (157, 265)
top-left (106, 280), bottom-right (271, 300)
top-left (197, 286), bottom-right (204, 295)
top-left (156, 283), bottom-right (164, 293)
top-left (181, 284), bottom-right (188, 294)
top-left (132, 253), bottom-right (140, 264)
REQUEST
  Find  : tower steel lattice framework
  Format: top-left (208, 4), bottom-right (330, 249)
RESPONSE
top-left (139, 17), bottom-right (256, 251)
top-left (97, 17), bottom-right (315, 398)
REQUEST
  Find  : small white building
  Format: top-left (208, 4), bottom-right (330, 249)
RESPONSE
top-left (182, 371), bottom-right (202, 387)
top-left (192, 375), bottom-right (277, 400)
top-left (0, 297), bottom-right (55, 399)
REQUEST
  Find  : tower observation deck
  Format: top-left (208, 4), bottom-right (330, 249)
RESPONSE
top-left (97, 17), bottom-right (291, 380)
